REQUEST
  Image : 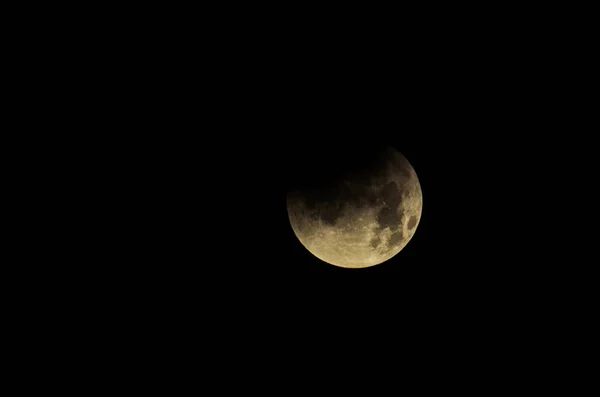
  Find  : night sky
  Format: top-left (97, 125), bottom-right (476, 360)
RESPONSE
top-left (56, 5), bottom-right (587, 382)
top-left (114, 12), bottom-right (576, 346)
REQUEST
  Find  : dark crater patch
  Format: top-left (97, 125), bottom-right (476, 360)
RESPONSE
top-left (407, 215), bottom-right (418, 230)
top-left (377, 207), bottom-right (402, 231)
top-left (380, 181), bottom-right (401, 210)
top-left (389, 231), bottom-right (404, 246)
top-left (370, 236), bottom-right (381, 248)
top-left (319, 202), bottom-right (345, 225)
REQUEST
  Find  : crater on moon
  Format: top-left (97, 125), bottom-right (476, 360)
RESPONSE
top-left (389, 230), bottom-right (404, 246)
top-left (376, 207), bottom-right (402, 231)
top-left (380, 181), bottom-right (401, 209)
top-left (370, 236), bottom-right (381, 248)
top-left (319, 201), bottom-right (345, 226)
top-left (408, 215), bottom-right (418, 230)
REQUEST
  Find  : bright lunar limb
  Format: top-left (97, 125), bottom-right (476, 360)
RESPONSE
top-left (286, 146), bottom-right (422, 269)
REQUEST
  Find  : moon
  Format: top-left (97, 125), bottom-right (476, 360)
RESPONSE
top-left (286, 145), bottom-right (422, 269)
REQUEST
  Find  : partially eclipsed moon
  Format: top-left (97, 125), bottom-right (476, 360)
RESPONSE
top-left (286, 146), bottom-right (422, 269)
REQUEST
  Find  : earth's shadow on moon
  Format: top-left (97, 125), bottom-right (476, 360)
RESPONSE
top-left (284, 142), bottom-right (393, 196)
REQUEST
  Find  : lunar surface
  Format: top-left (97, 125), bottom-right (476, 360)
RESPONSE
top-left (286, 146), bottom-right (422, 269)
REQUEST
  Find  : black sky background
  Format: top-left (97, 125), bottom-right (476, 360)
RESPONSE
top-left (25, 5), bottom-right (594, 384)
top-left (91, 8), bottom-right (592, 365)
top-left (2, 3), bottom-right (591, 389)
